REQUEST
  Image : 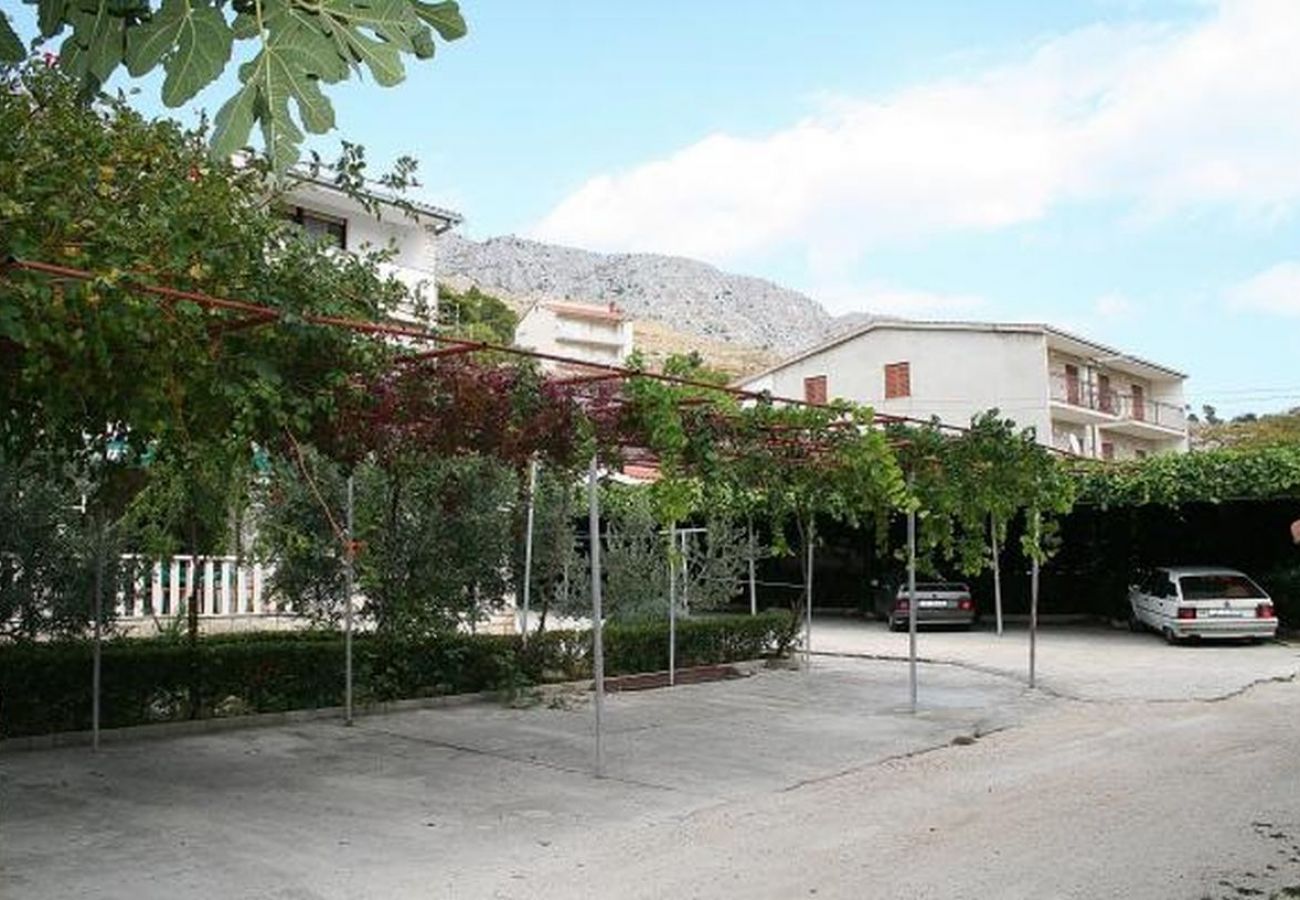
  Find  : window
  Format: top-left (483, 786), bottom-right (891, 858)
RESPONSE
top-left (1101, 441), bottom-right (1115, 461)
top-left (803, 375), bottom-right (828, 405)
top-left (287, 206), bottom-right (347, 249)
top-left (884, 362), bottom-right (911, 399)
top-left (1131, 384), bottom-right (1146, 421)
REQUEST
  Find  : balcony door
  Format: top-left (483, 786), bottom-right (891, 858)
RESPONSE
top-left (1097, 373), bottom-right (1114, 414)
top-left (1065, 364), bottom-right (1081, 405)
top-left (1131, 384), bottom-right (1146, 421)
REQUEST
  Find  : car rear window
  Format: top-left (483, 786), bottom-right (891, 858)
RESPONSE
top-left (914, 583), bottom-right (969, 593)
top-left (1178, 575), bottom-right (1266, 601)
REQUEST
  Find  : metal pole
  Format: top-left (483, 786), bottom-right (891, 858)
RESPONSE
top-left (344, 475), bottom-right (355, 726)
top-left (521, 458), bottom-right (538, 644)
top-left (747, 517), bottom-right (757, 616)
top-left (908, 502), bottom-right (918, 713)
top-left (92, 519), bottom-right (104, 752)
top-left (668, 524), bottom-right (676, 687)
top-left (1029, 510), bottom-right (1041, 689)
top-left (804, 516), bottom-right (814, 671)
top-left (991, 512), bottom-right (1004, 637)
top-left (587, 455), bottom-right (606, 777)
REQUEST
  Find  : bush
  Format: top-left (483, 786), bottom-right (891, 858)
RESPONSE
top-left (0, 611), bottom-right (794, 738)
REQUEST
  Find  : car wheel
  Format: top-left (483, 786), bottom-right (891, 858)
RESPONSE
top-left (1128, 612), bottom-right (1143, 633)
top-left (1162, 627), bottom-right (1179, 646)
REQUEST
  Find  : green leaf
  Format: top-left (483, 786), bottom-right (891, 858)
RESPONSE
top-left (161, 4), bottom-right (232, 105)
top-left (210, 80), bottom-right (256, 159)
top-left (37, 0), bottom-right (69, 38)
top-left (127, 1), bottom-right (233, 104)
top-left (61, 3), bottom-right (127, 85)
top-left (0, 13), bottom-right (24, 63)
top-left (338, 28), bottom-right (404, 85)
top-left (410, 0), bottom-right (465, 40)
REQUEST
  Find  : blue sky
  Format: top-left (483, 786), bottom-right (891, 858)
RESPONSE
top-left (11, 0), bottom-right (1300, 416)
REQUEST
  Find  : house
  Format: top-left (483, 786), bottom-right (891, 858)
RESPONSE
top-left (282, 171), bottom-right (462, 326)
top-left (514, 300), bottom-right (634, 373)
top-left (734, 320), bottom-right (1189, 460)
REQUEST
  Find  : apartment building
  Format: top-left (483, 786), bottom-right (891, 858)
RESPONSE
top-left (735, 320), bottom-right (1189, 460)
top-left (513, 300), bottom-right (634, 373)
top-left (282, 172), bottom-right (462, 326)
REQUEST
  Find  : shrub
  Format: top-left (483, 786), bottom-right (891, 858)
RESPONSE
top-left (0, 611), bottom-right (794, 738)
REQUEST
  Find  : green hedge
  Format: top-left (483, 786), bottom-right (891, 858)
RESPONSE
top-left (0, 611), bottom-right (795, 738)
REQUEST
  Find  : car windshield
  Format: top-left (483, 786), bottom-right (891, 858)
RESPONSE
top-left (1178, 574), bottom-right (1266, 601)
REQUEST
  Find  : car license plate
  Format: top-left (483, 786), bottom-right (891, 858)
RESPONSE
top-left (919, 599), bottom-right (948, 608)
top-left (1203, 609), bottom-right (1244, 618)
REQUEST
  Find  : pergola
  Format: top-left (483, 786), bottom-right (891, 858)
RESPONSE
top-left (5, 257), bottom-right (1057, 773)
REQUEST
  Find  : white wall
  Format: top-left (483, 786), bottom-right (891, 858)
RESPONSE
top-left (282, 183), bottom-right (441, 321)
top-left (515, 305), bottom-right (632, 368)
top-left (754, 327), bottom-right (1052, 439)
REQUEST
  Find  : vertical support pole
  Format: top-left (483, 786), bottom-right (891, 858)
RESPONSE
top-left (1029, 510), bottom-right (1041, 689)
top-left (344, 475), bottom-right (355, 726)
top-left (747, 517), bottom-right (757, 616)
top-left (521, 458), bottom-right (538, 644)
top-left (804, 516), bottom-right (815, 672)
top-left (668, 524), bottom-right (677, 687)
top-left (991, 512), bottom-right (1004, 637)
top-left (587, 455), bottom-right (606, 778)
top-left (92, 519), bottom-right (104, 752)
top-left (908, 501), bottom-right (918, 713)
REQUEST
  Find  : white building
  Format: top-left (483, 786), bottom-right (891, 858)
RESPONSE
top-left (514, 300), bottom-right (634, 373)
top-left (735, 320), bottom-right (1189, 460)
top-left (282, 173), bottom-right (461, 326)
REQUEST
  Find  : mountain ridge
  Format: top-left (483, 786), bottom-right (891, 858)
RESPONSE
top-left (438, 233), bottom-right (851, 355)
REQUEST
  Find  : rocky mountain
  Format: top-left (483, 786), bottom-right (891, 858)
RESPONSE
top-left (439, 234), bottom-right (837, 353)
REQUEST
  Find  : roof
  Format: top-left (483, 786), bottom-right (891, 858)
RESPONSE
top-left (288, 169), bottom-right (463, 233)
top-left (1158, 566), bottom-right (1254, 578)
top-left (539, 301), bottom-right (627, 324)
top-left (733, 318), bottom-right (1188, 386)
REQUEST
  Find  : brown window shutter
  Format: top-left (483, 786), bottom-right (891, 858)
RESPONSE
top-left (1101, 442), bottom-right (1116, 461)
top-left (804, 375), bottom-right (827, 405)
top-left (884, 362), bottom-right (911, 399)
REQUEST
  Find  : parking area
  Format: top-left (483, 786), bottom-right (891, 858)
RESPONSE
top-left (4, 626), bottom-right (1300, 899)
top-left (812, 616), bottom-right (1300, 702)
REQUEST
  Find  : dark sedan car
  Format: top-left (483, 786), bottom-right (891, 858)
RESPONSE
top-left (873, 580), bottom-right (977, 631)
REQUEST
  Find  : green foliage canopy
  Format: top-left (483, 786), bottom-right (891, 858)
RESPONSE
top-left (1, 0), bottom-right (467, 170)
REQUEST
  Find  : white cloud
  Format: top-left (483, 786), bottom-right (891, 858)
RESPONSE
top-left (530, 0), bottom-right (1300, 272)
top-left (1225, 262), bottom-right (1300, 315)
top-left (1093, 292), bottom-right (1134, 319)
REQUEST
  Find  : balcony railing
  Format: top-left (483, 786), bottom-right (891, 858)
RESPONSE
top-left (1050, 375), bottom-right (1186, 432)
top-left (1111, 393), bottom-right (1187, 431)
top-left (1049, 374), bottom-right (1117, 415)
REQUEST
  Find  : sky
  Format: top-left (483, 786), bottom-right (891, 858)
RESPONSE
top-left (11, 0), bottom-right (1300, 417)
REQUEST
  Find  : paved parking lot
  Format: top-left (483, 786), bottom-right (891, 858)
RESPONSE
top-left (3, 626), bottom-right (1300, 899)
top-left (812, 617), bottom-right (1300, 702)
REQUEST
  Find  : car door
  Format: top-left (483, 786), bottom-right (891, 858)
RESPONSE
top-left (1130, 572), bottom-right (1155, 626)
top-left (1152, 572), bottom-right (1178, 625)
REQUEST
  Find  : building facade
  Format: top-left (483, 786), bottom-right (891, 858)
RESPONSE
top-left (735, 320), bottom-right (1189, 460)
top-left (282, 173), bottom-right (461, 327)
top-left (514, 300), bottom-right (634, 372)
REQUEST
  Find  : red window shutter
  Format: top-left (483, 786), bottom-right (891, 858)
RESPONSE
top-left (804, 375), bottom-right (827, 405)
top-left (884, 362), bottom-right (911, 399)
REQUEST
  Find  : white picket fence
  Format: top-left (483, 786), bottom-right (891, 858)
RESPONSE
top-left (116, 555), bottom-right (275, 620)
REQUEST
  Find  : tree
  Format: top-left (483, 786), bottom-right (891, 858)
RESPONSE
top-left (1, 62), bottom-right (406, 642)
top-left (2, 0), bottom-right (467, 170)
top-left (437, 284), bottom-right (519, 346)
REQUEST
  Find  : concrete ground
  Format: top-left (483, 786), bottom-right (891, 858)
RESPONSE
top-left (811, 616), bottom-right (1300, 702)
top-left (3, 626), bottom-right (1300, 900)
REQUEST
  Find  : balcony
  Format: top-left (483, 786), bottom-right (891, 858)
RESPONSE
top-left (1049, 374), bottom-right (1119, 424)
top-left (1102, 393), bottom-right (1187, 438)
